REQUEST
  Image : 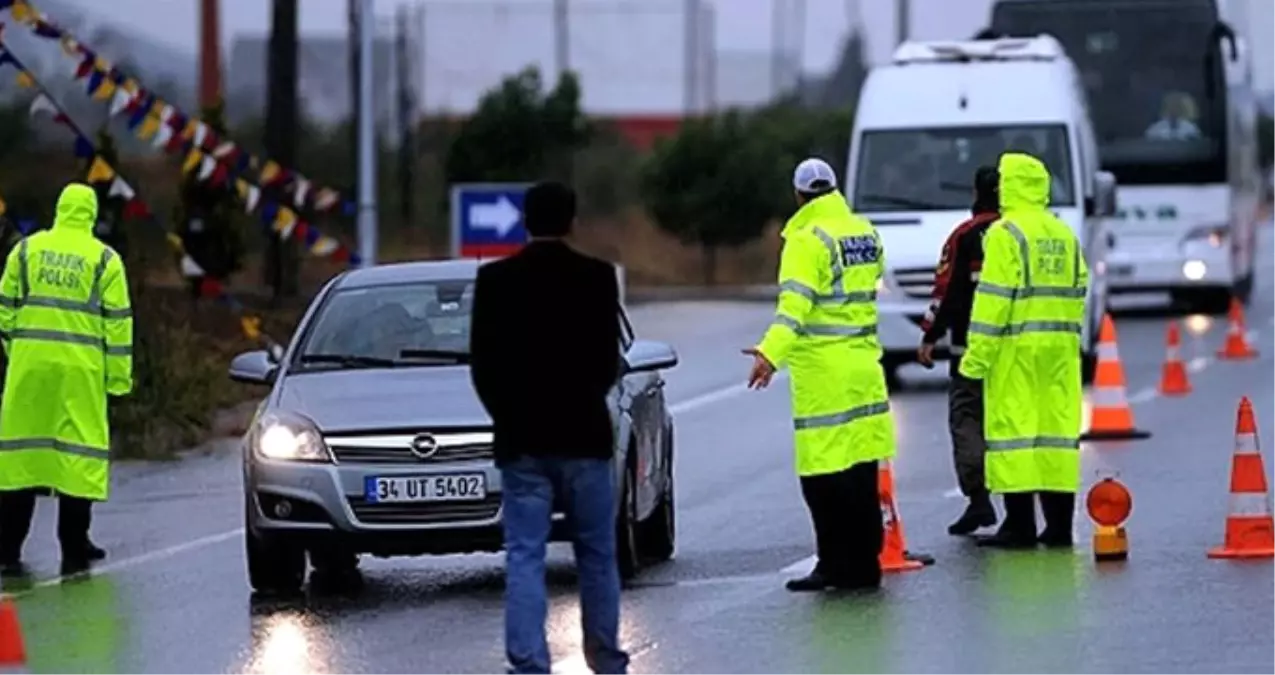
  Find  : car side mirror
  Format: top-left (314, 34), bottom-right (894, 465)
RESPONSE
top-left (1092, 171), bottom-right (1118, 218)
top-left (623, 339), bottom-right (679, 374)
top-left (229, 349), bottom-right (278, 386)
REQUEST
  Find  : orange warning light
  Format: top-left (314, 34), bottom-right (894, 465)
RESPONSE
top-left (1087, 477), bottom-right (1132, 527)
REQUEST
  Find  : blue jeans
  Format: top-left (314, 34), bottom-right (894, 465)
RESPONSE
top-left (501, 456), bottom-right (629, 674)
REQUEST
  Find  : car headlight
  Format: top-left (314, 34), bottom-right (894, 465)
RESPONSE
top-left (253, 411), bottom-right (331, 462)
top-left (1181, 226), bottom-right (1227, 249)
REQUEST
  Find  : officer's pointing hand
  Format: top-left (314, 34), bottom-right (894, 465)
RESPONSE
top-left (742, 347), bottom-right (776, 390)
top-left (917, 342), bottom-right (935, 369)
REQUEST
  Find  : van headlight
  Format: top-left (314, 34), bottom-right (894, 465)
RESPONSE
top-left (1181, 226), bottom-right (1227, 249)
top-left (253, 411), bottom-right (331, 462)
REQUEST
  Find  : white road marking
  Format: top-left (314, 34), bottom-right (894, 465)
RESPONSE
top-left (668, 378), bottom-right (782, 416)
top-left (1188, 357), bottom-right (1210, 373)
top-left (779, 554), bottom-right (816, 576)
top-left (1127, 387), bottom-right (1157, 405)
top-left (1, 528), bottom-right (244, 599)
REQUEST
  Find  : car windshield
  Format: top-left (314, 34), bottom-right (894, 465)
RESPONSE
top-left (296, 279), bottom-right (474, 369)
top-left (851, 124), bottom-right (1077, 214)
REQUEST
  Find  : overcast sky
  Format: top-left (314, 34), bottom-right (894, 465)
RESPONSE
top-left (40, 0), bottom-right (1024, 72)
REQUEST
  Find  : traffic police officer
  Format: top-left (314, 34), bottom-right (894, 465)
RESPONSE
top-left (958, 153), bottom-right (1087, 548)
top-left (0, 183), bottom-right (134, 577)
top-left (744, 158), bottom-right (897, 591)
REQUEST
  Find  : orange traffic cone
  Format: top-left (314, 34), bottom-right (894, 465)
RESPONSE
top-left (1217, 298), bottom-right (1257, 360)
top-left (0, 600), bottom-right (25, 672)
top-left (1158, 321), bottom-right (1191, 396)
top-left (1208, 397), bottom-right (1275, 559)
top-left (878, 462), bottom-right (930, 572)
top-left (1082, 314), bottom-right (1152, 441)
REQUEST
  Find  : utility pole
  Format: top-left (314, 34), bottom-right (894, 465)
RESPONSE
top-left (356, 0), bottom-right (378, 266)
top-left (198, 0), bottom-right (222, 108)
top-left (553, 0), bottom-right (568, 81)
top-left (895, 0), bottom-right (910, 47)
top-left (348, 0), bottom-right (361, 211)
top-left (683, 0), bottom-right (699, 114)
top-left (770, 0), bottom-right (785, 99)
top-left (264, 0), bottom-right (299, 299)
top-left (395, 5), bottom-right (415, 228)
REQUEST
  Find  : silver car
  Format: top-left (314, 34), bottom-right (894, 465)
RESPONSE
top-left (228, 259), bottom-right (679, 595)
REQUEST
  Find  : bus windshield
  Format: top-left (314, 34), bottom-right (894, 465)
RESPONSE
top-left (990, 0), bottom-right (1227, 184)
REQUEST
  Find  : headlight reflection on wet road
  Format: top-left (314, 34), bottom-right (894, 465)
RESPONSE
top-left (243, 611), bottom-right (332, 675)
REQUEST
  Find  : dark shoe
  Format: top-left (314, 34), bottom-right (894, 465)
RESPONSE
top-left (85, 541), bottom-right (106, 561)
top-left (976, 519), bottom-right (1038, 549)
top-left (829, 572), bottom-right (882, 592)
top-left (0, 561), bottom-right (29, 578)
top-left (59, 557), bottom-right (92, 577)
top-left (947, 496), bottom-right (998, 536)
top-left (785, 572), bottom-right (834, 592)
top-left (1038, 530), bottom-right (1074, 548)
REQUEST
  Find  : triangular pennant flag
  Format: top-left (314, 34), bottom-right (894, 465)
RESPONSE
top-left (302, 224), bottom-right (322, 247)
top-left (72, 136), bottom-right (94, 158)
top-left (121, 78), bottom-right (139, 95)
top-left (159, 104), bottom-right (174, 123)
top-left (260, 160), bottom-right (281, 184)
top-left (313, 188), bottom-right (340, 211)
top-left (74, 54), bottom-right (94, 80)
top-left (137, 115), bottom-right (160, 141)
top-left (151, 122), bottom-right (174, 149)
top-left (243, 183), bottom-right (261, 213)
top-left (274, 207), bottom-right (299, 240)
top-left (165, 233), bottom-right (183, 253)
top-left (192, 122), bottom-right (208, 147)
top-left (182, 149), bottom-right (202, 175)
top-left (293, 220), bottom-right (310, 241)
top-left (28, 92), bottom-right (58, 117)
top-left (259, 201), bottom-right (279, 225)
top-left (310, 236), bottom-right (339, 257)
top-left (32, 19), bottom-right (62, 40)
top-left (212, 141), bottom-right (235, 159)
top-left (86, 157), bottom-right (115, 184)
top-left (59, 35), bottom-right (80, 57)
top-left (10, 0), bottom-right (33, 23)
top-left (85, 69), bottom-right (105, 96)
top-left (91, 76), bottom-right (116, 101)
top-left (14, 71), bottom-right (34, 88)
top-left (180, 119), bottom-right (197, 140)
top-left (123, 199), bottom-right (149, 220)
top-left (179, 254), bottom-right (204, 277)
top-left (240, 316), bottom-right (262, 341)
top-left (108, 176), bottom-right (135, 200)
top-left (292, 179), bottom-right (310, 207)
top-left (197, 155), bottom-right (216, 181)
top-left (108, 88), bottom-right (133, 116)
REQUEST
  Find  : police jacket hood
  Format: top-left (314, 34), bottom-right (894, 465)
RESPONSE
top-left (53, 183), bottom-right (99, 233)
top-left (998, 152), bottom-right (1050, 214)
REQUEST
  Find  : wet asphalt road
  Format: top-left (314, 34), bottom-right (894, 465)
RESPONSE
top-left (4, 231), bottom-right (1275, 674)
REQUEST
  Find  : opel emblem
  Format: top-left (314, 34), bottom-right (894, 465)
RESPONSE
top-left (409, 434), bottom-right (439, 459)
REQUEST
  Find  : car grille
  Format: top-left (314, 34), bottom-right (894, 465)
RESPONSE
top-left (347, 495), bottom-right (501, 525)
top-left (892, 266), bottom-right (936, 299)
top-left (324, 432), bottom-right (494, 465)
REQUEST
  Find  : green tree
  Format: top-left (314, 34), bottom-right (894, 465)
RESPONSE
top-left (444, 66), bottom-right (592, 188)
top-left (639, 111), bottom-right (789, 285)
top-left (86, 128), bottom-right (130, 257)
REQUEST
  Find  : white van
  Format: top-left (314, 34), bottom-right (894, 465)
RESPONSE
top-left (844, 35), bottom-right (1115, 384)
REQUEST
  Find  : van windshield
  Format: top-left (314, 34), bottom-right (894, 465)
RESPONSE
top-left (851, 124), bottom-right (1077, 214)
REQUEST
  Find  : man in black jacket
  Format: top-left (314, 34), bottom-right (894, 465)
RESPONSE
top-left (469, 181), bottom-right (628, 675)
top-left (918, 166), bottom-right (1000, 536)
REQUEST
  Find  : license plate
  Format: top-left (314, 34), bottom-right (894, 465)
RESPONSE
top-left (364, 474), bottom-right (487, 503)
top-left (1110, 264), bottom-right (1135, 277)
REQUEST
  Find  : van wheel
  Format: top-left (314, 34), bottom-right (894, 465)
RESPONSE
top-left (616, 460), bottom-right (641, 583)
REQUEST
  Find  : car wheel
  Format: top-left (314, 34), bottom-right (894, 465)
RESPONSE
top-left (639, 435), bottom-right (675, 563)
top-left (246, 528), bottom-right (306, 596)
top-left (309, 546), bottom-right (363, 593)
top-left (615, 460), bottom-right (641, 583)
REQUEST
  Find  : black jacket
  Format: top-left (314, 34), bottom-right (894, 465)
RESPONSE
top-left (469, 240), bottom-right (622, 464)
top-left (920, 210), bottom-right (999, 370)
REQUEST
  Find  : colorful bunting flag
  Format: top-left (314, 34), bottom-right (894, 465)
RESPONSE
top-left (28, 92), bottom-right (57, 117)
top-left (197, 155), bottom-right (216, 182)
top-left (137, 114), bottom-right (160, 141)
top-left (181, 148), bottom-right (202, 175)
top-left (108, 176), bottom-right (134, 200)
top-left (86, 156), bottom-right (114, 184)
top-left (14, 70), bottom-right (33, 88)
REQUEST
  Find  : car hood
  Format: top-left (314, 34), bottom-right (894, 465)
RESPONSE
top-left (276, 366), bottom-right (491, 432)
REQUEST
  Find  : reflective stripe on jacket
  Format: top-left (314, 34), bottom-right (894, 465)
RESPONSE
top-left (758, 191), bottom-right (897, 477)
top-left (0, 183), bottom-right (133, 500)
top-left (959, 153), bottom-right (1087, 494)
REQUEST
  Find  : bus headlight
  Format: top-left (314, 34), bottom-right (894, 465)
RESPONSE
top-left (253, 412), bottom-right (331, 462)
top-left (1181, 226), bottom-right (1227, 249)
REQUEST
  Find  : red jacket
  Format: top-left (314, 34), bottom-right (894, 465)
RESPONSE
top-left (920, 211), bottom-right (999, 353)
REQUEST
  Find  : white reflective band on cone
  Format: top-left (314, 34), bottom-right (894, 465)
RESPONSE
top-left (1097, 342), bottom-right (1120, 360)
top-left (1228, 492), bottom-right (1273, 515)
top-left (1090, 386), bottom-right (1129, 407)
top-left (1234, 433), bottom-right (1260, 455)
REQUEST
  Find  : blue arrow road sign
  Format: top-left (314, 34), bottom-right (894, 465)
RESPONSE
top-left (450, 183), bottom-right (531, 258)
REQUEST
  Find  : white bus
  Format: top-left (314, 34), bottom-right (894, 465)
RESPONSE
top-left (985, 0), bottom-right (1263, 313)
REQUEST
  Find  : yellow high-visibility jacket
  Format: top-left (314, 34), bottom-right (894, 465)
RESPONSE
top-left (959, 153), bottom-right (1087, 494)
top-left (0, 183), bottom-right (133, 501)
top-left (758, 191), bottom-right (896, 477)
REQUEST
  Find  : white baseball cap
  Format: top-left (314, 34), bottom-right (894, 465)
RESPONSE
top-left (792, 158), bottom-right (838, 192)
